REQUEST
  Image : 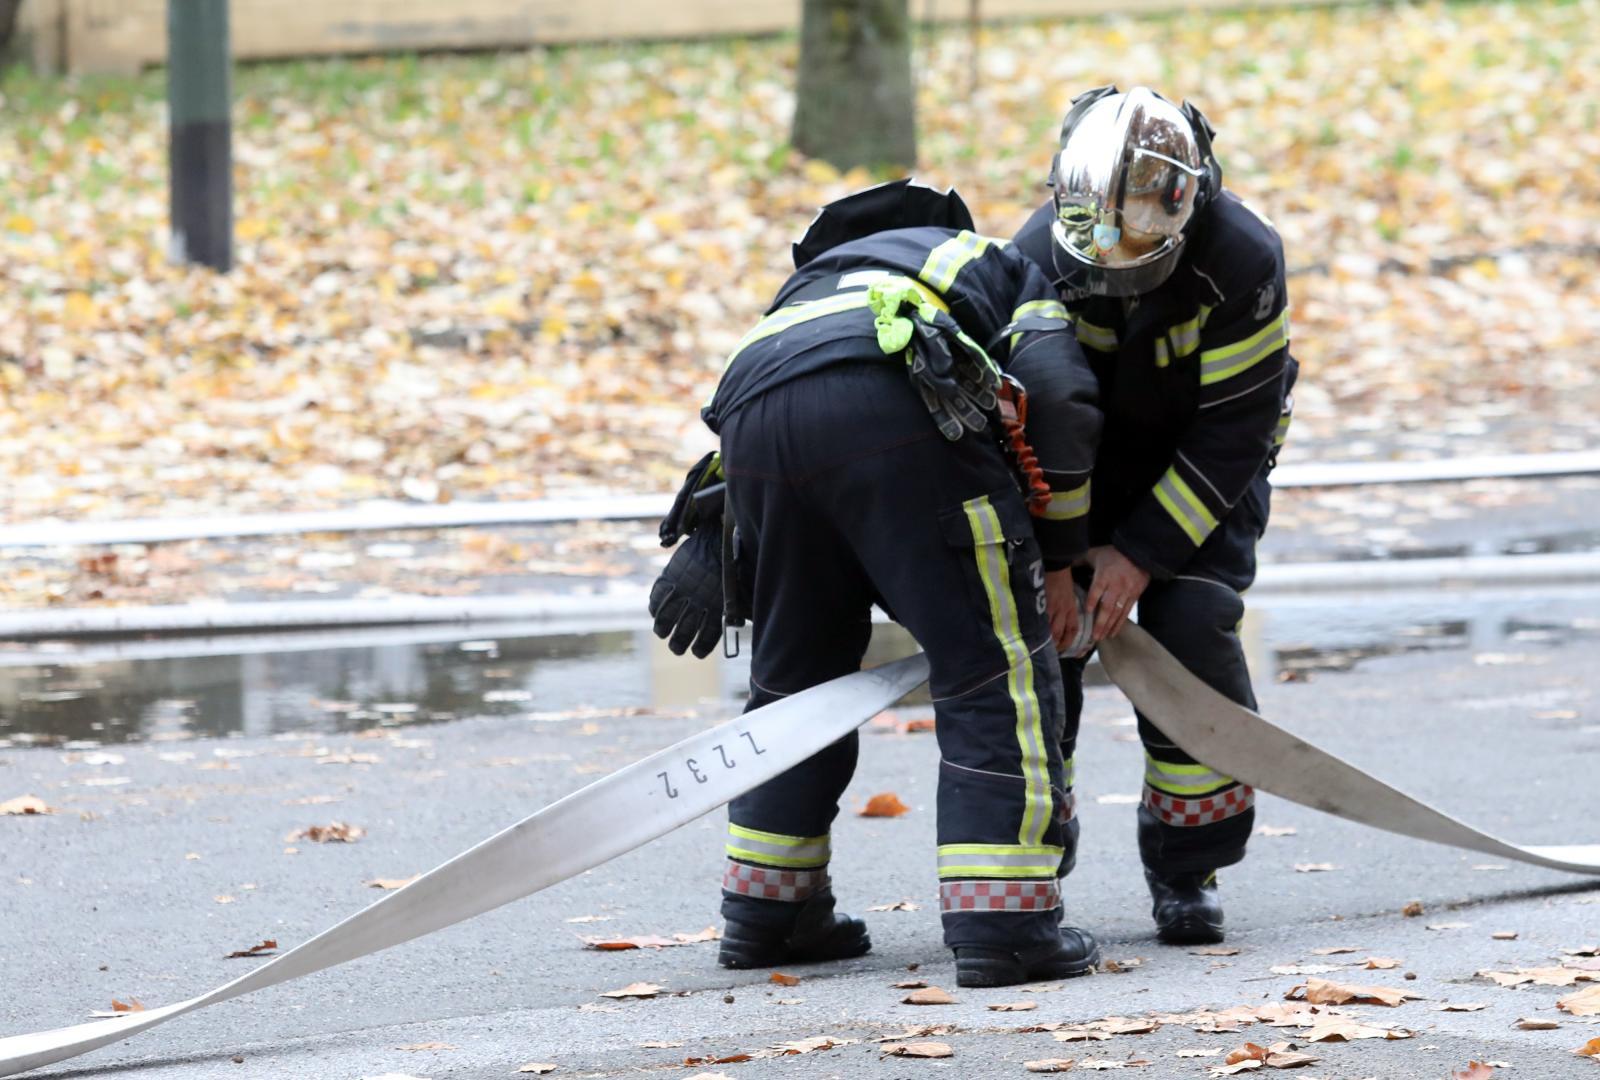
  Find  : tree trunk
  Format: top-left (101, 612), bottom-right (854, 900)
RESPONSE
top-left (0, 0), bottom-right (24, 58)
top-left (792, 0), bottom-right (915, 171)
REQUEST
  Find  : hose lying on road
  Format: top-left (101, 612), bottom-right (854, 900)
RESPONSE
top-left (3, 631), bottom-right (1598, 1076)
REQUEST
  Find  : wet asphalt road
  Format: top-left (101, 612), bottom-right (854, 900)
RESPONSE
top-left (4, 605), bottom-right (1600, 1080)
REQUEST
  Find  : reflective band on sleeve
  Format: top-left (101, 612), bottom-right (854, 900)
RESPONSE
top-left (1152, 467), bottom-right (1220, 546)
top-left (963, 497), bottom-right (1052, 847)
top-left (1074, 319), bottom-right (1118, 352)
top-left (1165, 312), bottom-right (1204, 360)
top-left (936, 843), bottom-right (1062, 879)
top-left (722, 861), bottom-right (829, 902)
top-left (1063, 755), bottom-right (1076, 790)
top-left (1143, 784), bottom-right (1255, 827)
top-left (1198, 309), bottom-right (1289, 386)
top-left (918, 230), bottom-right (997, 293)
top-left (724, 292), bottom-right (874, 369)
top-left (1274, 411), bottom-right (1293, 448)
top-left (1041, 480), bottom-right (1090, 521)
top-left (725, 823), bottom-right (831, 868)
top-left (1011, 299), bottom-right (1069, 324)
top-left (940, 879), bottom-right (1061, 913)
top-left (1144, 752), bottom-right (1235, 797)
top-left (1154, 337), bottom-right (1170, 368)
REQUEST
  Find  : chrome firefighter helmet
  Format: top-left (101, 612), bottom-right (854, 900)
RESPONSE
top-left (1047, 85), bottom-right (1220, 297)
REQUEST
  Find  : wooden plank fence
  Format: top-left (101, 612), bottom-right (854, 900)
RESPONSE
top-left (16, 0), bottom-right (1331, 75)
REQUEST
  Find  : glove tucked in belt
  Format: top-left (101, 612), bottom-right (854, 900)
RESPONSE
top-left (868, 278), bottom-right (1000, 442)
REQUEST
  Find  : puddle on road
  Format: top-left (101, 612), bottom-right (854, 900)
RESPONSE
top-left (1, 590), bottom-right (1597, 746)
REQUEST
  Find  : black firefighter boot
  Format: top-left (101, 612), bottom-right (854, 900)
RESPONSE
top-left (718, 888), bottom-right (871, 969)
top-left (954, 925), bottom-right (1101, 988)
top-left (1146, 868), bottom-right (1225, 945)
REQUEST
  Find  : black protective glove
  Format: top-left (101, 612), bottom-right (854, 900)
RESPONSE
top-left (659, 451), bottom-right (722, 547)
top-left (648, 526), bottom-right (725, 658)
top-left (906, 312), bottom-right (1000, 442)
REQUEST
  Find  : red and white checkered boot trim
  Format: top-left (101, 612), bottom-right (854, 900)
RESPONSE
top-left (1143, 784), bottom-right (1255, 827)
top-left (722, 860), bottom-right (829, 902)
top-left (939, 879), bottom-right (1061, 913)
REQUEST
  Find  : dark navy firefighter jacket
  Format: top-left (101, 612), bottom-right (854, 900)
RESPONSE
top-left (1012, 192), bottom-right (1299, 582)
top-left (702, 226), bottom-right (1103, 568)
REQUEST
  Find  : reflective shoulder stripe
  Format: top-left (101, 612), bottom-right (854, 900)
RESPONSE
top-left (723, 292), bottom-right (875, 369)
top-left (1152, 466), bottom-right (1219, 547)
top-left (1074, 319), bottom-right (1118, 352)
top-left (1198, 308), bottom-right (1289, 386)
top-left (918, 230), bottom-right (1000, 293)
top-left (1040, 479), bottom-right (1090, 521)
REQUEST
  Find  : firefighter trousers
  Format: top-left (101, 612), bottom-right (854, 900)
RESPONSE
top-left (1060, 484), bottom-right (1267, 877)
top-left (718, 362), bottom-right (1072, 952)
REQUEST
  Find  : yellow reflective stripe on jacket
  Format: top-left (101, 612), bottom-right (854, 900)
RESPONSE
top-left (1152, 467), bottom-right (1219, 546)
top-left (1040, 480), bottom-right (1090, 522)
top-left (723, 292), bottom-right (874, 369)
top-left (1274, 411), bottom-right (1293, 447)
top-left (936, 843), bottom-right (1062, 879)
top-left (1166, 308), bottom-right (1208, 360)
top-left (1011, 299), bottom-right (1069, 323)
top-left (1198, 309), bottom-right (1289, 386)
top-left (1063, 755), bottom-right (1076, 789)
top-left (963, 496), bottom-right (1051, 847)
top-left (1144, 752), bottom-right (1234, 796)
top-left (725, 823), bottom-right (832, 868)
top-left (919, 230), bottom-right (997, 293)
top-left (1074, 319), bottom-right (1118, 352)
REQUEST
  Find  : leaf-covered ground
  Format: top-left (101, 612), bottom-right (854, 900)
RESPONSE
top-left (2, 0), bottom-right (1598, 523)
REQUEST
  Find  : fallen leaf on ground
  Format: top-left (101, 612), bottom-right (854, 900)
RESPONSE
top-left (0, 795), bottom-right (54, 815)
top-left (1102, 957), bottom-right (1145, 973)
top-left (893, 979), bottom-right (927, 989)
top-left (1099, 1019), bottom-right (1160, 1035)
top-left (1178, 1048), bottom-right (1224, 1057)
top-left (1401, 901), bottom-right (1425, 917)
top-left (1439, 1002), bottom-right (1489, 1012)
top-left (598, 982), bottom-right (661, 999)
top-left (1428, 922), bottom-right (1472, 931)
top-left (366, 876), bottom-right (420, 890)
top-left (1225, 1043), bottom-right (1271, 1065)
top-left (764, 1035), bottom-right (856, 1056)
top-left (1568, 946), bottom-right (1600, 958)
top-left (769, 972), bottom-right (800, 986)
top-left (583, 932), bottom-right (702, 951)
top-left (1255, 826), bottom-right (1297, 837)
top-left (901, 717), bottom-right (936, 733)
top-left (516, 1065), bottom-right (557, 1075)
top-left (224, 939), bottom-right (278, 959)
top-left (564, 915), bottom-right (611, 924)
top-left (1516, 1018), bottom-right (1560, 1030)
top-left (396, 1042), bottom-right (454, 1051)
top-left (1263, 1049), bottom-right (1318, 1068)
top-left (285, 822), bottom-right (364, 843)
top-left (1492, 931), bottom-right (1519, 941)
top-left (1194, 947), bottom-right (1242, 956)
top-left (1025, 1061), bottom-right (1076, 1073)
top-left (867, 900), bottom-right (920, 911)
top-left (860, 792), bottom-right (910, 817)
top-left (359, 1074), bottom-right (430, 1080)
top-left (1310, 947), bottom-right (1358, 956)
top-left (674, 926), bottom-right (722, 944)
top-left (214, 895), bottom-right (236, 904)
top-left (1451, 1064), bottom-right (1495, 1080)
top-left (904, 986), bottom-right (955, 1005)
top-left (1575, 1037), bottom-right (1600, 1057)
top-left (1077, 1061), bottom-right (1152, 1071)
top-left (1288, 978), bottom-right (1421, 1007)
top-left (1210, 1062), bottom-right (1262, 1076)
top-left (883, 1041), bottom-right (953, 1058)
top-left (1560, 985), bottom-right (1600, 1016)
top-left (683, 1074), bottom-right (735, 1080)
top-left (112, 999), bottom-right (144, 1012)
top-left (1293, 863), bottom-right (1337, 873)
top-left (639, 1040), bottom-right (683, 1047)
top-left (1271, 964), bottom-right (1343, 976)
top-left (1054, 1028), bottom-right (1115, 1043)
top-left (1481, 966), bottom-right (1598, 988)
top-left (1364, 957), bottom-right (1401, 969)
top-left (989, 1001), bottom-right (1037, 1012)
top-left (1301, 1018), bottom-right (1414, 1042)
top-left (683, 1053), bottom-right (752, 1065)
top-left (875, 1024), bottom-right (954, 1042)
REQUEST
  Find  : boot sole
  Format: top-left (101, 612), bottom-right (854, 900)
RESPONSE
top-left (1155, 914), bottom-right (1225, 946)
top-left (717, 928), bottom-right (872, 969)
top-left (955, 942), bottom-right (1103, 988)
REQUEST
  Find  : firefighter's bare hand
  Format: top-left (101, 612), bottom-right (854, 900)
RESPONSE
top-left (1082, 546), bottom-right (1150, 642)
top-left (1044, 569), bottom-right (1084, 656)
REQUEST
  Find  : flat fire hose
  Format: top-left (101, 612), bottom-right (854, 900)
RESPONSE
top-left (1098, 625), bottom-right (1600, 875)
top-left (0, 656), bottom-right (931, 1078)
top-left (5, 630), bottom-right (1600, 1076)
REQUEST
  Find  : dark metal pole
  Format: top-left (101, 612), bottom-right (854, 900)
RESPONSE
top-left (167, 0), bottom-right (233, 272)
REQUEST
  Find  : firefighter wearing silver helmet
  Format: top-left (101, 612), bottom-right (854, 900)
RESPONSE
top-left (1013, 86), bottom-right (1300, 946)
